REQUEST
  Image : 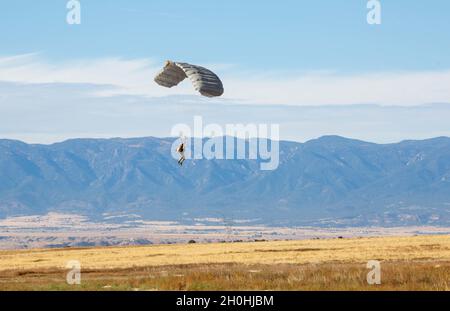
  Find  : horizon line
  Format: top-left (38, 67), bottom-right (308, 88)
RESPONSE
top-left (1, 134), bottom-right (450, 147)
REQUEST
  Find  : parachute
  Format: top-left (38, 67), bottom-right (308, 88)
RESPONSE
top-left (154, 61), bottom-right (224, 97)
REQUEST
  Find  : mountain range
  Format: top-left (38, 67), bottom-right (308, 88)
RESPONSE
top-left (1, 136), bottom-right (449, 227)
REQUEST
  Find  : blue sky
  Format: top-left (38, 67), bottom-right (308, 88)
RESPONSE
top-left (0, 1), bottom-right (449, 143)
top-left (1, 1), bottom-right (450, 71)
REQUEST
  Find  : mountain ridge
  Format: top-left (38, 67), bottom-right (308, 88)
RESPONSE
top-left (0, 135), bottom-right (449, 227)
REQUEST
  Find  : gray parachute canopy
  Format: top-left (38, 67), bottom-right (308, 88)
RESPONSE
top-left (154, 61), bottom-right (224, 97)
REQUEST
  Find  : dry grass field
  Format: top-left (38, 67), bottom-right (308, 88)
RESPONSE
top-left (0, 235), bottom-right (449, 290)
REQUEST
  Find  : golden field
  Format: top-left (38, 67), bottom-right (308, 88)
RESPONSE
top-left (0, 235), bottom-right (449, 290)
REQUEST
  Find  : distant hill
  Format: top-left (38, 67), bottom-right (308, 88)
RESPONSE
top-left (0, 136), bottom-right (449, 226)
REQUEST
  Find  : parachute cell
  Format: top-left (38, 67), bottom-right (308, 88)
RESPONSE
top-left (154, 61), bottom-right (224, 97)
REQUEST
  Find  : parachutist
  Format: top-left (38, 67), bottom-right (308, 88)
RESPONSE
top-left (177, 142), bottom-right (186, 166)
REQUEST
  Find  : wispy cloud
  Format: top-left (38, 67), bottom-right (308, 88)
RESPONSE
top-left (0, 53), bottom-right (170, 97)
top-left (1, 54), bottom-right (450, 106)
top-left (223, 70), bottom-right (450, 106)
top-left (1, 80), bottom-right (449, 144)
